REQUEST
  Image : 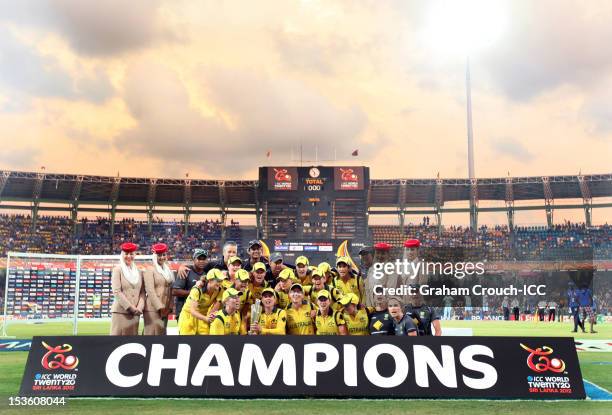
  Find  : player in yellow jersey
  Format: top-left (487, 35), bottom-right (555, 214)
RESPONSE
top-left (210, 287), bottom-right (246, 335)
top-left (274, 268), bottom-right (294, 309)
top-left (222, 256), bottom-right (243, 289)
top-left (178, 268), bottom-right (224, 335)
top-left (304, 268), bottom-right (343, 310)
top-left (317, 262), bottom-right (335, 284)
top-left (339, 293), bottom-right (371, 336)
top-left (332, 257), bottom-right (365, 304)
top-left (285, 283), bottom-right (316, 335)
top-left (295, 256), bottom-right (312, 285)
top-left (314, 290), bottom-right (347, 335)
top-left (249, 287), bottom-right (287, 335)
top-left (248, 262), bottom-right (269, 303)
top-left (232, 269), bottom-right (253, 312)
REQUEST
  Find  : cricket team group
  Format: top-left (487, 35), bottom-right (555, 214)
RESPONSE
top-left (109, 239), bottom-right (441, 337)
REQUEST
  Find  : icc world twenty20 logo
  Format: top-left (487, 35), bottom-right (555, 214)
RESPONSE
top-left (520, 343), bottom-right (566, 373)
top-left (41, 342), bottom-right (79, 370)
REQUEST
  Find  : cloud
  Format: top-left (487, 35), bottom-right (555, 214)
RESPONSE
top-left (489, 136), bottom-right (534, 163)
top-left (113, 63), bottom-right (372, 175)
top-left (0, 0), bottom-right (173, 56)
top-left (479, 1), bottom-right (612, 101)
top-left (0, 147), bottom-right (41, 169)
top-left (0, 27), bottom-right (114, 103)
top-left (581, 80), bottom-right (612, 136)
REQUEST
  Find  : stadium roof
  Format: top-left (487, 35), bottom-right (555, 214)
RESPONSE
top-left (1, 170), bottom-right (611, 212)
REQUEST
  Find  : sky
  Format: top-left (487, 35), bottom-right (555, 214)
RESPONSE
top-left (0, 0), bottom-right (610, 226)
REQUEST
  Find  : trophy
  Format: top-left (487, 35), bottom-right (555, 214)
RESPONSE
top-left (249, 299), bottom-right (262, 335)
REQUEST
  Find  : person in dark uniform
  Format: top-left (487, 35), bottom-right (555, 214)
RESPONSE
top-left (358, 246), bottom-right (374, 277)
top-left (368, 295), bottom-right (395, 335)
top-left (172, 249), bottom-right (208, 321)
top-left (177, 241), bottom-right (238, 278)
top-left (404, 303), bottom-right (442, 336)
top-left (243, 240), bottom-right (267, 272)
top-left (568, 282), bottom-right (584, 333)
top-left (388, 298), bottom-right (417, 336)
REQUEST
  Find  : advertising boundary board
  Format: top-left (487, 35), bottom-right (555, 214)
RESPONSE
top-left (20, 336), bottom-right (585, 399)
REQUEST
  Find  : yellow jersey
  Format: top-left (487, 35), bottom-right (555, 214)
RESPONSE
top-left (304, 284), bottom-right (343, 308)
top-left (332, 275), bottom-right (365, 303)
top-left (276, 290), bottom-right (291, 309)
top-left (258, 308), bottom-right (287, 335)
top-left (178, 286), bottom-right (221, 335)
top-left (315, 310), bottom-right (346, 335)
top-left (285, 302), bottom-right (315, 335)
top-left (209, 309), bottom-right (244, 335)
top-left (297, 271), bottom-right (312, 286)
top-left (248, 281), bottom-right (269, 303)
top-left (342, 307), bottom-right (370, 336)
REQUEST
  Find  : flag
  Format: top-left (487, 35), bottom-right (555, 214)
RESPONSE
top-left (351, 149), bottom-right (359, 156)
top-left (259, 240), bottom-right (270, 261)
top-left (336, 240), bottom-right (359, 273)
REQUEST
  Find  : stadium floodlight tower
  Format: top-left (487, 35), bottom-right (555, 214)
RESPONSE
top-left (423, 0), bottom-right (506, 229)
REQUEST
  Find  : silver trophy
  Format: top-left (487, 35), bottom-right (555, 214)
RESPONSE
top-left (249, 299), bottom-right (262, 334)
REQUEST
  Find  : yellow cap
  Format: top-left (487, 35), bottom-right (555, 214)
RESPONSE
top-left (290, 283), bottom-right (304, 292)
top-left (295, 256), bottom-right (309, 266)
top-left (253, 262), bottom-right (266, 272)
top-left (336, 256), bottom-right (350, 266)
top-left (206, 268), bottom-right (225, 281)
top-left (278, 268), bottom-right (295, 280)
top-left (261, 287), bottom-right (276, 296)
top-left (318, 262), bottom-right (331, 274)
top-left (228, 256), bottom-right (242, 265)
top-left (222, 287), bottom-right (242, 302)
top-left (339, 293), bottom-right (359, 306)
top-left (311, 268), bottom-right (324, 279)
top-left (236, 269), bottom-right (250, 281)
top-left (316, 289), bottom-right (331, 300)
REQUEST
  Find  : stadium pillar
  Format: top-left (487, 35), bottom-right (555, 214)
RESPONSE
top-left (398, 211), bottom-right (405, 238)
top-left (110, 205), bottom-right (116, 237)
top-left (183, 208), bottom-right (190, 236)
top-left (469, 179), bottom-right (478, 231)
top-left (31, 202), bottom-right (39, 232)
top-left (435, 210), bottom-right (442, 236)
top-left (147, 206), bottom-right (153, 233)
top-left (506, 207), bottom-right (514, 232)
top-left (255, 207), bottom-right (263, 240)
top-left (583, 204), bottom-right (592, 227)
top-left (71, 205), bottom-right (79, 236)
top-left (578, 175), bottom-right (592, 227)
top-left (545, 206), bottom-right (553, 228)
top-left (220, 210), bottom-right (227, 246)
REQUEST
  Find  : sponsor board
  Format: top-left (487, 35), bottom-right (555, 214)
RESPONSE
top-left (334, 167), bottom-right (364, 191)
top-left (0, 339), bottom-right (32, 352)
top-left (20, 336), bottom-right (585, 399)
top-left (267, 167), bottom-right (298, 191)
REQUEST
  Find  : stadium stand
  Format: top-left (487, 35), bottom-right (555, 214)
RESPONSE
top-left (0, 214), bottom-right (610, 261)
top-left (370, 223), bottom-right (612, 261)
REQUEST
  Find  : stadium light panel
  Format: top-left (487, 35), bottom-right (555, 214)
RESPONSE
top-left (423, 0), bottom-right (507, 57)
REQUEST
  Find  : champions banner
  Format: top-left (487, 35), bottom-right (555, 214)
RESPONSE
top-left (20, 336), bottom-right (585, 399)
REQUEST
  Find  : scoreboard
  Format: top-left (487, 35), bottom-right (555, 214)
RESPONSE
top-left (259, 166), bottom-right (370, 260)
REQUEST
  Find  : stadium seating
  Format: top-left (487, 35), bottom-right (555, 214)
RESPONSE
top-left (0, 214), bottom-right (610, 261)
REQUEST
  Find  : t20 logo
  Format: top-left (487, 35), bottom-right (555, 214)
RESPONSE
top-left (520, 343), bottom-right (565, 373)
top-left (41, 342), bottom-right (79, 370)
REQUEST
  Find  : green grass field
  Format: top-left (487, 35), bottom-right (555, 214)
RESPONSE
top-left (1, 320), bottom-right (610, 414)
top-left (2, 319), bottom-right (611, 339)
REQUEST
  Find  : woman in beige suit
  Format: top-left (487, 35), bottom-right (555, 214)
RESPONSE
top-left (143, 243), bottom-right (175, 335)
top-left (110, 242), bottom-right (145, 335)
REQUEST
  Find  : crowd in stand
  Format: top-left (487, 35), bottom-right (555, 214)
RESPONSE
top-left (371, 223), bottom-right (612, 261)
top-left (0, 214), bottom-right (239, 260)
top-left (1, 214), bottom-right (611, 262)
